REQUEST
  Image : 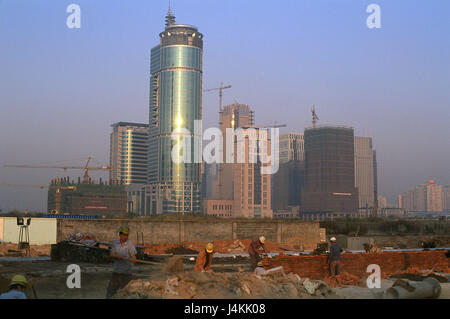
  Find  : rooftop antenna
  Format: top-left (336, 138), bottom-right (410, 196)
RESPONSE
top-left (165, 0), bottom-right (176, 27)
top-left (311, 105), bottom-right (319, 128)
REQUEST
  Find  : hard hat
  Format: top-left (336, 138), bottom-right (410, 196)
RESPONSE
top-left (330, 237), bottom-right (337, 242)
top-left (10, 275), bottom-right (27, 287)
top-left (206, 243), bottom-right (214, 253)
top-left (118, 225), bottom-right (129, 235)
top-left (259, 236), bottom-right (265, 244)
top-left (257, 261), bottom-right (263, 267)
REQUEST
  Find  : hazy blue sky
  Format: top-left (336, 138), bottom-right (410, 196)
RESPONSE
top-left (0, 0), bottom-right (449, 211)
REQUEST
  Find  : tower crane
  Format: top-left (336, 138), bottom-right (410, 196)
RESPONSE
top-left (204, 82), bottom-right (232, 114)
top-left (0, 182), bottom-right (47, 189)
top-left (311, 105), bottom-right (319, 128)
top-left (0, 182), bottom-right (76, 214)
top-left (4, 157), bottom-right (111, 184)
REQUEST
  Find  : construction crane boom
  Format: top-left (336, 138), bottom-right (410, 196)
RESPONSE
top-left (0, 182), bottom-right (48, 189)
top-left (204, 82), bottom-right (232, 113)
top-left (3, 157), bottom-right (111, 184)
top-left (311, 105), bottom-right (319, 128)
top-left (262, 120), bottom-right (287, 129)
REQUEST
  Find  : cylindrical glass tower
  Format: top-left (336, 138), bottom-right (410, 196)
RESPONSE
top-left (148, 10), bottom-right (203, 214)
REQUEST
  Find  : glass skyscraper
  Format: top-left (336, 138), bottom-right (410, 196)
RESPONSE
top-left (147, 8), bottom-right (203, 214)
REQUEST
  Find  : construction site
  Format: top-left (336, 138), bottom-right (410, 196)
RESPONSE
top-left (0, 216), bottom-right (449, 299)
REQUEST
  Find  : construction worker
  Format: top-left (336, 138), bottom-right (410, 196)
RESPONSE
top-left (194, 242), bottom-right (215, 272)
top-left (106, 225), bottom-right (137, 299)
top-left (328, 237), bottom-right (343, 276)
top-left (248, 236), bottom-right (269, 270)
top-left (0, 275), bottom-right (28, 299)
top-left (253, 261), bottom-right (267, 276)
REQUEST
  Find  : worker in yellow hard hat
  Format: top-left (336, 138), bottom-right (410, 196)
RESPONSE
top-left (0, 275), bottom-right (28, 299)
top-left (106, 225), bottom-right (137, 298)
top-left (194, 242), bottom-right (215, 272)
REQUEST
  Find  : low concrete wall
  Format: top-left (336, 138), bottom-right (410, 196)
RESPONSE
top-left (57, 219), bottom-right (322, 250)
top-left (1, 217), bottom-right (57, 245)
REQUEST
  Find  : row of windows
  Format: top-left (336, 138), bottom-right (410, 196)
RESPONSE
top-left (212, 204), bottom-right (232, 211)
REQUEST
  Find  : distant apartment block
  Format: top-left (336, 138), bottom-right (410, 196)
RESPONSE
top-left (377, 195), bottom-right (387, 208)
top-left (443, 185), bottom-right (450, 211)
top-left (110, 122), bottom-right (149, 185)
top-left (399, 180), bottom-right (443, 212)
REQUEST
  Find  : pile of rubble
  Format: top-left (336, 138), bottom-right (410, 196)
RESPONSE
top-left (115, 267), bottom-right (335, 299)
top-left (67, 232), bottom-right (97, 246)
top-left (324, 272), bottom-right (364, 288)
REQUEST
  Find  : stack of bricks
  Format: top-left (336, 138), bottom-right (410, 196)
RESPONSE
top-left (262, 251), bottom-right (450, 280)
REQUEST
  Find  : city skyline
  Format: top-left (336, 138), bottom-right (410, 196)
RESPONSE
top-left (1, 0), bottom-right (449, 211)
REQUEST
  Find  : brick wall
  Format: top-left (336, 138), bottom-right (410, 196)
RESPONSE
top-left (263, 251), bottom-right (450, 280)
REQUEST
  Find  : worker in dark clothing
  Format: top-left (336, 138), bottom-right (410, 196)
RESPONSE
top-left (328, 237), bottom-right (343, 276)
top-left (194, 243), bottom-right (215, 272)
top-left (248, 236), bottom-right (269, 270)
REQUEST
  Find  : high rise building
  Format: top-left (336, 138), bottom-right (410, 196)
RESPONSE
top-left (146, 8), bottom-right (203, 214)
top-left (377, 195), bottom-right (387, 208)
top-left (426, 180), bottom-right (443, 212)
top-left (110, 122), bottom-right (149, 185)
top-left (271, 160), bottom-right (304, 211)
top-left (399, 180), bottom-right (443, 212)
top-left (301, 126), bottom-right (359, 216)
top-left (272, 132), bottom-right (305, 213)
top-left (215, 103), bottom-right (254, 201)
top-left (279, 133), bottom-right (304, 163)
top-left (203, 103), bottom-right (273, 218)
top-left (444, 185), bottom-right (450, 211)
top-left (354, 136), bottom-right (376, 209)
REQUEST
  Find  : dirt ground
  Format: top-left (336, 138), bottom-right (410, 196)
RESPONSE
top-left (0, 257), bottom-right (449, 299)
top-left (0, 243), bottom-right (51, 257)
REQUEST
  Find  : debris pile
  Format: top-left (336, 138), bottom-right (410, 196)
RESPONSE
top-left (115, 268), bottom-right (334, 299)
top-left (324, 272), bottom-right (364, 288)
top-left (363, 243), bottom-right (382, 253)
top-left (163, 256), bottom-right (185, 274)
top-left (67, 232), bottom-right (97, 246)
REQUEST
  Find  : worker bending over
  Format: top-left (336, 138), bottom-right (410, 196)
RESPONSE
top-left (328, 237), bottom-right (343, 276)
top-left (253, 261), bottom-right (267, 276)
top-left (106, 225), bottom-right (137, 299)
top-left (248, 236), bottom-right (269, 270)
top-left (194, 242), bottom-right (215, 272)
top-left (0, 275), bottom-right (28, 299)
